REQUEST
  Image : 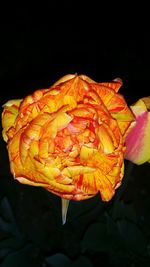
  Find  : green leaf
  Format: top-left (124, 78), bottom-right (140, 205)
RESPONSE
top-left (0, 236), bottom-right (25, 250)
top-left (45, 253), bottom-right (72, 267)
top-left (0, 197), bottom-right (15, 222)
top-left (1, 244), bottom-right (35, 267)
top-left (0, 248), bottom-right (12, 260)
top-left (108, 250), bottom-right (131, 267)
top-left (112, 201), bottom-right (137, 223)
top-left (117, 219), bottom-right (147, 254)
top-left (0, 197), bottom-right (20, 237)
top-left (81, 222), bottom-right (115, 252)
top-left (71, 256), bottom-right (93, 267)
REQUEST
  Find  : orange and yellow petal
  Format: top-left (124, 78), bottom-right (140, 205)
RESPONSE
top-left (2, 99), bottom-right (22, 141)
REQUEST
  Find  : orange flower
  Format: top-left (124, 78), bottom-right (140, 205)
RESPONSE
top-left (2, 74), bottom-right (134, 202)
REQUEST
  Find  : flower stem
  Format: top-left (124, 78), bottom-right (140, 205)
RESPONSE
top-left (61, 198), bottom-right (70, 225)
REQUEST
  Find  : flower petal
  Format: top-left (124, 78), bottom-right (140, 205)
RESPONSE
top-left (2, 99), bottom-right (22, 141)
top-left (125, 98), bottom-right (150, 164)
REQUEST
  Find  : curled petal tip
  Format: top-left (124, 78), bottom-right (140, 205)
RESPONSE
top-left (113, 78), bottom-right (123, 84)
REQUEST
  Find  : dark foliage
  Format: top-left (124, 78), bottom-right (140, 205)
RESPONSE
top-left (0, 158), bottom-right (150, 266)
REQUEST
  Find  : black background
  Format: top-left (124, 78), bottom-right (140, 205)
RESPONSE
top-left (0, 8), bottom-right (149, 107)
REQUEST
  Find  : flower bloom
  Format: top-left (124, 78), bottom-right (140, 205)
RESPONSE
top-left (125, 97), bottom-right (150, 164)
top-left (2, 74), bottom-right (135, 201)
